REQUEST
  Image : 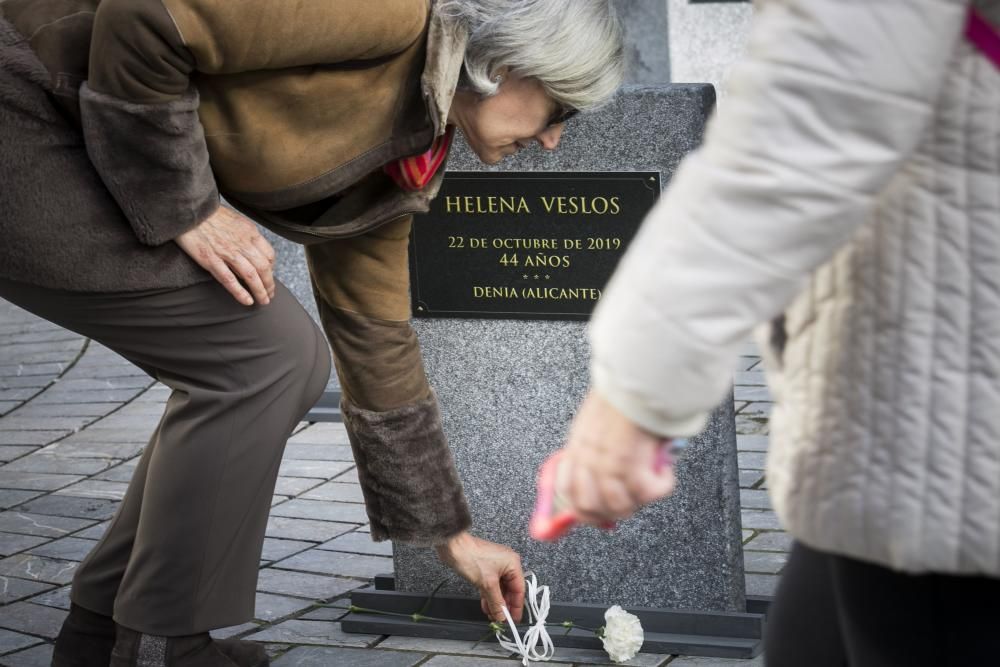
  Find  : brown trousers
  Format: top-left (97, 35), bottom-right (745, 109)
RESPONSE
top-left (0, 278), bottom-right (330, 635)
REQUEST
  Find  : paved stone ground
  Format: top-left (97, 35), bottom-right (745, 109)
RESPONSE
top-left (0, 299), bottom-right (781, 667)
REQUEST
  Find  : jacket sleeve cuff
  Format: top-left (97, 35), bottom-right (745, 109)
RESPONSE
top-left (79, 83), bottom-right (219, 246)
top-left (341, 393), bottom-right (472, 546)
top-left (590, 359), bottom-right (711, 438)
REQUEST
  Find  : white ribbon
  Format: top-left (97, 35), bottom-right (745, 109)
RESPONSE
top-left (495, 572), bottom-right (556, 666)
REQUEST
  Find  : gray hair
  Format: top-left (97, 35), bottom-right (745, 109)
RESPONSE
top-left (437, 0), bottom-right (625, 111)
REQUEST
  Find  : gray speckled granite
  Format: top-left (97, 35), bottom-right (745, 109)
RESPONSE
top-left (614, 0), bottom-right (671, 84)
top-left (667, 0), bottom-right (753, 94)
top-left (394, 86), bottom-right (747, 612)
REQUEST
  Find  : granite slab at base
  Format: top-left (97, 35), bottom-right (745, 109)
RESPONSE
top-left (394, 85), bottom-right (745, 612)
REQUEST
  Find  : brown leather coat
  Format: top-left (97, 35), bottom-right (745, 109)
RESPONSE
top-left (0, 0), bottom-right (474, 545)
top-left (2, 0), bottom-right (464, 244)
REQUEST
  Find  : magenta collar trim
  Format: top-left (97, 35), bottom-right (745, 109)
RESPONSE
top-left (968, 8), bottom-right (1000, 69)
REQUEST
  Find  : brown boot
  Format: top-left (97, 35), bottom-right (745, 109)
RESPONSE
top-left (52, 607), bottom-right (268, 667)
top-left (110, 625), bottom-right (268, 667)
top-left (52, 603), bottom-right (115, 667)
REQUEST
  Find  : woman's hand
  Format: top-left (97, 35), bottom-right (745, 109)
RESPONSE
top-left (558, 390), bottom-right (677, 526)
top-left (435, 532), bottom-right (525, 623)
top-left (175, 206), bottom-right (276, 306)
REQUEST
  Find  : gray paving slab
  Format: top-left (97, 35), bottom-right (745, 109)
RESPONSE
top-left (261, 538), bottom-right (314, 563)
top-left (273, 550), bottom-right (393, 580)
top-left (0, 534), bottom-right (50, 558)
top-left (735, 436), bottom-right (769, 452)
top-left (738, 471), bottom-right (763, 489)
top-left (0, 512), bottom-right (93, 538)
top-left (300, 482), bottom-right (365, 504)
top-left (0, 418), bottom-right (94, 433)
top-left (743, 551), bottom-right (787, 575)
top-left (0, 642), bottom-right (54, 667)
top-left (92, 461), bottom-right (138, 483)
top-left (53, 481), bottom-right (129, 501)
top-left (0, 450), bottom-right (36, 465)
top-left (745, 531), bottom-right (792, 553)
top-left (209, 622), bottom-right (260, 639)
top-left (26, 584), bottom-right (71, 610)
top-left (740, 510), bottom-right (782, 531)
top-left (44, 441), bottom-right (144, 461)
top-left (264, 517), bottom-right (356, 543)
top-left (0, 433), bottom-right (67, 447)
top-left (1, 454), bottom-right (115, 476)
top-left (26, 537), bottom-right (97, 562)
top-left (738, 490), bottom-right (771, 510)
top-left (0, 555), bottom-right (78, 585)
top-left (0, 364), bottom-right (67, 379)
top-left (277, 460), bottom-right (354, 480)
top-left (286, 424), bottom-right (351, 446)
top-left (544, 647), bottom-right (670, 666)
top-left (668, 656), bottom-right (764, 666)
top-left (71, 521), bottom-right (109, 541)
top-left (0, 601), bottom-right (66, 638)
top-left (739, 403), bottom-right (773, 419)
top-left (19, 495), bottom-right (118, 521)
top-left (0, 578), bottom-right (53, 605)
top-left (273, 477), bottom-right (323, 498)
top-left (255, 569), bottom-right (359, 600)
top-left (423, 657), bottom-right (572, 666)
top-left (0, 474), bottom-right (83, 493)
top-left (333, 469), bottom-right (360, 485)
top-left (0, 379), bottom-right (49, 390)
top-left (732, 387), bottom-right (772, 402)
top-left (28, 389), bottom-right (141, 405)
top-left (269, 499), bottom-right (368, 524)
top-left (0, 628), bottom-right (42, 655)
top-left (254, 592), bottom-right (318, 623)
top-left (0, 390), bottom-right (35, 403)
top-left (0, 493), bottom-right (41, 512)
top-left (298, 606), bottom-right (347, 622)
top-left (13, 404), bottom-right (120, 419)
top-left (244, 619), bottom-right (380, 648)
top-left (375, 636), bottom-right (522, 660)
top-left (734, 415), bottom-right (767, 436)
top-left (271, 646), bottom-right (425, 667)
top-left (736, 453), bottom-right (766, 470)
top-left (745, 573), bottom-right (780, 597)
top-left (317, 532), bottom-right (392, 557)
top-left (282, 444), bottom-right (355, 462)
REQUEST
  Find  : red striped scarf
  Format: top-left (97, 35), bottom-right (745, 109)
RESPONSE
top-left (384, 126), bottom-right (455, 191)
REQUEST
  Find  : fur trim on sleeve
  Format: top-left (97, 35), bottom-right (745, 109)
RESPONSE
top-left (342, 394), bottom-right (472, 546)
top-left (79, 83), bottom-right (219, 246)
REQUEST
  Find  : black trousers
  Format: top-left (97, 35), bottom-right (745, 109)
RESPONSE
top-left (0, 278), bottom-right (331, 635)
top-left (766, 542), bottom-right (1000, 666)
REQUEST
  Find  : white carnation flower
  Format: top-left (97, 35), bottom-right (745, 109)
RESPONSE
top-left (599, 605), bottom-right (644, 663)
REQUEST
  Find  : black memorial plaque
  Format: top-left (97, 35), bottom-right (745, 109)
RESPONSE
top-left (410, 171), bottom-right (660, 320)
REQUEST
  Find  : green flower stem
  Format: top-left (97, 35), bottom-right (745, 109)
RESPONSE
top-left (345, 604), bottom-right (494, 629)
top-left (342, 604), bottom-right (604, 637)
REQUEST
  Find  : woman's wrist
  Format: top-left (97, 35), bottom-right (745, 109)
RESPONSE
top-left (435, 530), bottom-right (472, 562)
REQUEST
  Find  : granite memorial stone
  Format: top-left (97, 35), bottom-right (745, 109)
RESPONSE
top-left (668, 0), bottom-right (753, 93)
top-left (391, 85), bottom-right (746, 618)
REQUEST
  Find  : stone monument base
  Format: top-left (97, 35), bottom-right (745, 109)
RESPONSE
top-left (342, 578), bottom-right (769, 659)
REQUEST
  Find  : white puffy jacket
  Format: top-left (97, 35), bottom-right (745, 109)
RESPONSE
top-left (590, 0), bottom-right (1000, 575)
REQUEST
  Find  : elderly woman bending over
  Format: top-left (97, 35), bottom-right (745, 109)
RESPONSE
top-left (0, 0), bottom-right (623, 665)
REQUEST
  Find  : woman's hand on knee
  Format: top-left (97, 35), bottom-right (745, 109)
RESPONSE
top-left (175, 206), bottom-right (276, 306)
